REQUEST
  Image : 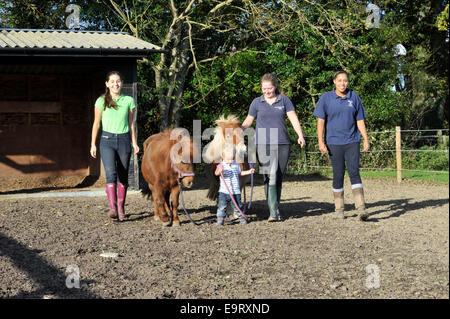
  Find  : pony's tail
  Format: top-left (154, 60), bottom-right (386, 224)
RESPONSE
top-left (140, 137), bottom-right (152, 200)
top-left (206, 163), bottom-right (220, 201)
top-left (141, 182), bottom-right (152, 200)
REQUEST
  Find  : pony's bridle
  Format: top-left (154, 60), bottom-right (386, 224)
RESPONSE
top-left (170, 159), bottom-right (201, 226)
top-left (171, 160), bottom-right (195, 183)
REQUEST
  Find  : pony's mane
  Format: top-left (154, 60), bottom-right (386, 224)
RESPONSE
top-left (204, 114), bottom-right (241, 163)
top-left (215, 114), bottom-right (240, 127)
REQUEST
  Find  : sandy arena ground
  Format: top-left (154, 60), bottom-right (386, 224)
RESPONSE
top-left (0, 175), bottom-right (448, 299)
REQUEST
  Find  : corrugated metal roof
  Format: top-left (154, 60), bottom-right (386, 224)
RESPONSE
top-left (0, 28), bottom-right (162, 52)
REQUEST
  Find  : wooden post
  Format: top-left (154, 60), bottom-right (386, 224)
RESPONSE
top-left (396, 126), bottom-right (402, 183)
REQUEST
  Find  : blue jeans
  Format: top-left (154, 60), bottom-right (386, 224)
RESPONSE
top-left (99, 131), bottom-right (131, 184)
top-left (327, 142), bottom-right (362, 190)
top-left (217, 192), bottom-right (243, 218)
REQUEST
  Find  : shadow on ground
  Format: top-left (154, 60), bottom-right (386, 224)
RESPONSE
top-left (0, 232), bottom-right (98, 299)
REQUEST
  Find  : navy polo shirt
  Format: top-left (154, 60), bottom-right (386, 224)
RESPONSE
top-left (313, 89), bottom-right (367, 145)
top-left (248, 94), bottom-right (295, 145)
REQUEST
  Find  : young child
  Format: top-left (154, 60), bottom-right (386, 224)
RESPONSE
top-left (215, 144), bottom-right (255, 226)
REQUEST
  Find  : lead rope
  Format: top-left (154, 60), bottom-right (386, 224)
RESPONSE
top-left (219, 171), bottom-right (248, 221)
top-left (243, 162), bottom-right (255, 213)
top-left (178, 178), bottom-right (237, 226)
top-left (178, 163), bottom-right (255, 226)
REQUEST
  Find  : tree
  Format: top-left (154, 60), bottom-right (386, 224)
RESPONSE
top-left (244, 0), bottom-right (449, 130)
top-left (437, 3), bottom-right (449, 32)
top-left (1, 0), bottom-right (448, 132)
top-left (106, 0), bottom-right (282, 131)
top-left (0, 0), bottom-right (120, 30)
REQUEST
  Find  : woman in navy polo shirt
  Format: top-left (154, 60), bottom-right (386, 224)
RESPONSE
top-left (313, 70), bottom-right (370, 221)
top-left (242, 73), bottom-right (306, 222)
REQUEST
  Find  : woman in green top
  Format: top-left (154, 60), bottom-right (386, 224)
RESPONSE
top-left (90, 71), bottom-right (139, 222)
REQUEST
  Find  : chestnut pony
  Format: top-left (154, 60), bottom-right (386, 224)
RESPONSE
top-left (141, 128), bottom-right (196, 226)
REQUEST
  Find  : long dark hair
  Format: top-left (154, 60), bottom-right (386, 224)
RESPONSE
top-left (103, 71), bottom-right (122, 110)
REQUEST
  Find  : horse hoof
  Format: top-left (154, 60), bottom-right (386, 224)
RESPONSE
top-left (153, 216), bottom-right (160, 221)
top-left (172, 221), bottom-right (180, 227)
top-left (162, 220), bottom-right (172, 227)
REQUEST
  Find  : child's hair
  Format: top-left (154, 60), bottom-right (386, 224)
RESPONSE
top-left (222, 143), bottom-right (236, 160)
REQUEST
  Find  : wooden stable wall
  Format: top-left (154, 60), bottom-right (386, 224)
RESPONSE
top-left (0, 72), bottom-right (94, 177)
top-left (0, 58), bottom-right (139, 189)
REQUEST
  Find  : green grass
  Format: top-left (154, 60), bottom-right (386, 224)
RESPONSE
top-left (307, 168), bottom-right (449, 185)
top-left (360, 170), bottom-right (449, 184)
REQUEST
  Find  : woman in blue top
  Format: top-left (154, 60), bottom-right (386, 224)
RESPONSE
top-left (313, 70), bottom-right (370, 221)
top-left (241, 73), bottom-right (306, 222)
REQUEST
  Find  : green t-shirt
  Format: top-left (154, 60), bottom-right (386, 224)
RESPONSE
top-left (95, 94), bottom-right (136, 134)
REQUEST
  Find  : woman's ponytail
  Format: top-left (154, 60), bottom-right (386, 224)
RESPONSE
top-left (103, 87), bottom-right (118, 110)
top-left (103, 71), bottom-right (121, 110)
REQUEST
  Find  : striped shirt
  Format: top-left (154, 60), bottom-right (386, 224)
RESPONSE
top-left (218, 161), bottom-right (241, 195)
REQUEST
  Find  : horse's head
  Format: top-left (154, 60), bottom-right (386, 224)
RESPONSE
top-left (213, 114), bottom-right (246, 161)
top-left (169, 128), bottom-right (196, 188)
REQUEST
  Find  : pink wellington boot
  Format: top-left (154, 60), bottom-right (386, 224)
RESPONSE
top-left (117, 182), bottom-right (128, 221)
top-left (106, 183), bottom-right (118, 222)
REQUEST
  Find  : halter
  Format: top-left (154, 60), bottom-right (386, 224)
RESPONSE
top-left (171, 160), bottom-right (195, 183)
top-left (171, 159), bottom-right (205, 226)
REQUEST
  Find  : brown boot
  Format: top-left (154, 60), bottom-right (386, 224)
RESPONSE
top-left (352, 187), bottom-right (368, 221)
top-left (106, 183), bottom-right (118, 222)
top-left (333, 190), bottom-right (345, 219)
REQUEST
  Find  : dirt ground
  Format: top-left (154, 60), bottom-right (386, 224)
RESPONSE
top-left (0, 174), bottom-right (448, 299)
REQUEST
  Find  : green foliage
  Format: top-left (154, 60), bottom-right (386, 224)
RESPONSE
top-left (1, 0), bottom-right (448, 171)
top-left (0, 0), bottom-right (120, 30)
top-left (0, 0), bottom-right (66, 28)
top-left (436, 3), bottom-right (449, 31)
top-left (312, 169), bottom-right (449, 185)
top-left (287, 129), bottom-right (449, 175)
top-left (402, 145), bottom-right (449, 171)
top-left (182, 50), bottom-right (269, 130)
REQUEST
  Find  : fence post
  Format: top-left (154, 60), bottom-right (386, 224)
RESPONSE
top-left (437, 130), bottom-right (443, 146)
top-left (395, 126), bottom-right (402, 183)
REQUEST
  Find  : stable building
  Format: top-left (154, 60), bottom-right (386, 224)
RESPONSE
top-left (0, 28), bottom-right (163, 190)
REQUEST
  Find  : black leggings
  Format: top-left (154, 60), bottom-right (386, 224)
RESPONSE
top-left (256, 144), bottom-right (290, 188)
top-left (327, 142), bottom-right (362, 190)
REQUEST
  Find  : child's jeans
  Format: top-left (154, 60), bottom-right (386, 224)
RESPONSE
top-left (217, 192), bottom-right (243, 218)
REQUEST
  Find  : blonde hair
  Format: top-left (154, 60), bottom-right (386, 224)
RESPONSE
top-left (222, 143), bottom-right (236, 160)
